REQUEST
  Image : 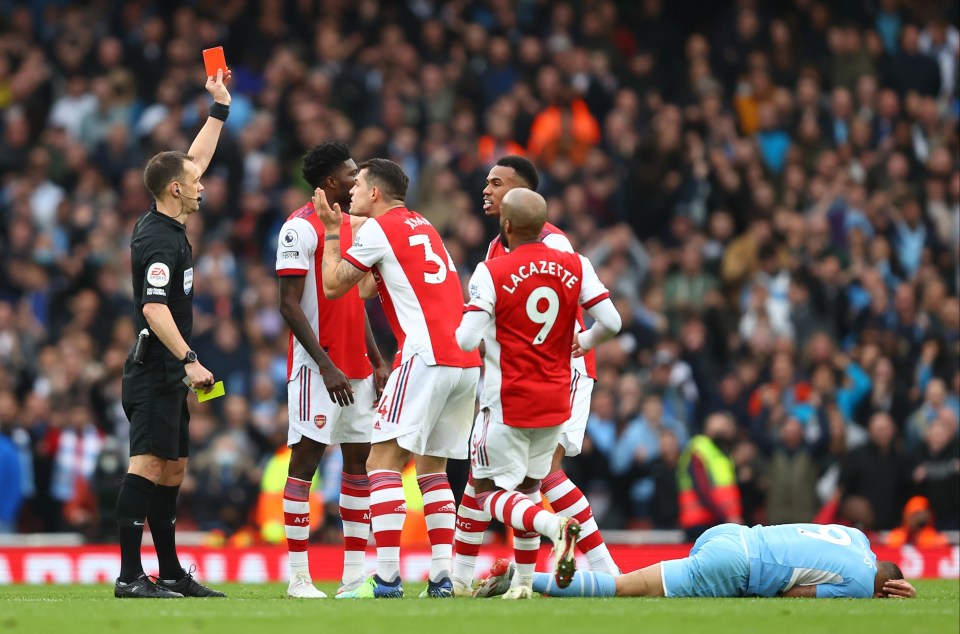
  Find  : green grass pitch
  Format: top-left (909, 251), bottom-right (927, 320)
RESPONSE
top-left (1, 580), bottom-right (957, 634)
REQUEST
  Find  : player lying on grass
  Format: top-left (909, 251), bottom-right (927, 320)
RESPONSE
top-left (475, 523), bottom-right (918, 599)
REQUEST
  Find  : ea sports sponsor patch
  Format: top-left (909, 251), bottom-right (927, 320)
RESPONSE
top-left (282, 229), bottom-right (299, 247)
top-left (147, 263), bottom-right (170, 287)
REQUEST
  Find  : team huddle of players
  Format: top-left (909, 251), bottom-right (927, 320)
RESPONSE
top-left (273, 147), bottom-right (918, 602)
top-left (275, 146), bottom-right (621, 599)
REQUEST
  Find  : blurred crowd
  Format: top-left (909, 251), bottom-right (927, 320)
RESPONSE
top-left (0, 0), bottom-right (958, 545)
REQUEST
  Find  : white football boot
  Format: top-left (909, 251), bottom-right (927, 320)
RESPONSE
top-left (287, 572), bottom-right (327, 598)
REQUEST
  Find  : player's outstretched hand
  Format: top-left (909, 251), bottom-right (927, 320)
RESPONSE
top-left (312, 188), bottom-right (343, 232)
top-left (206, 68), bottom-right (232, 105)
top-left (322, 363), bottom-right (354, 407)
top-left (882, 579), bottom-right (916, 599)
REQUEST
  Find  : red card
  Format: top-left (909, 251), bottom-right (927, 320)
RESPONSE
top-left (202, 46), bottom-right (228, 77)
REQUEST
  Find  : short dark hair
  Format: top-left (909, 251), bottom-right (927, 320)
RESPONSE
top-left (878, 561), bottom-right (904, 583)
top-left (302, 141), bottom-right (352, 188)
top-left (358, 158), bottom-right (408, 201)
top-left (496, 155), bottom-right (539, 191)
top-left (143, 151), bottom-right (191, 199)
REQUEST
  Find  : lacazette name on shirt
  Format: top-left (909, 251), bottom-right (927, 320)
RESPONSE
top-left (499, 259), bottom-right (581, 295)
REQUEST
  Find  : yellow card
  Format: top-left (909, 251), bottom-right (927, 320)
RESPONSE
top-left (195, 380), bottom-right (225, 402)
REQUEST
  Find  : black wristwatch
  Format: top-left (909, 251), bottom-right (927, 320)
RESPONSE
top-left (181, 350), bottom-right (198, 365)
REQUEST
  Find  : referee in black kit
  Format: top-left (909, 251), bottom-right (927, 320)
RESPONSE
top-left (113, 69), bottom-right (231, 599)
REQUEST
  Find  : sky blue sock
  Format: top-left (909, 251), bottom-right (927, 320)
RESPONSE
top-left (532, 571), bottom-right (617, 597)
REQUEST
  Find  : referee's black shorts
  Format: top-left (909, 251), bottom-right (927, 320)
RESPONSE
top-left (122, 359), bottom-right (191, 460)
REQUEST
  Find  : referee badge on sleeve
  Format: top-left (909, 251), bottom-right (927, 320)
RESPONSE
top-left (183, 267), bottom-right (194, 294)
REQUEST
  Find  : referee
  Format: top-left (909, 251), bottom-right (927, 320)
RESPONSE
top-left (113, 70), bottom-right (231, 599)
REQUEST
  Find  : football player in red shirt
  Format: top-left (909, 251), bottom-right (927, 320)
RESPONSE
top-left (315, 158), bottom-right (481, 599)
top-left (275, 142), bottom-right (390, 598)
top-left (455, 188), bottom-right (622, 598)
top-left (454, 156), bottom-right (621, 595)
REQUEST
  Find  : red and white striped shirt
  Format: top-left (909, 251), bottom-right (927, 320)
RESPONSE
top-left (485, 221), bottom-right (597, 379)
top-left (466, 242), bottom-right (610, 428)
top-left (275, 203), bottom-right (371, 380)
top-left (344, 207), bottom-right (480, 369)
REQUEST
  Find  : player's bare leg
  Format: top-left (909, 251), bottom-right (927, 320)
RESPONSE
top-left (285, 438), bottom-right (327, 598)
top-left (338, 442), bottom-right (371, 595)
top-left (541, 446), bottom-right (619, 574)
top-left (614, 564), bottom-right (665, 597)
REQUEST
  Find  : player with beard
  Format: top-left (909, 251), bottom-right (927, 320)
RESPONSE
top-left (315, 159), bottom-right (481, 599)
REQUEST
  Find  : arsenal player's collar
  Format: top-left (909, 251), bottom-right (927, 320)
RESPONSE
top-left (509, 240), bottom-right (543, 251)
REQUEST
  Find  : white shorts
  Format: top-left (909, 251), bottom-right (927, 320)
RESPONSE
top-left (471, 406), bottom-right (562, 491)
top-left (372, 355), bottom-right (480, 460)
top-left (559, 369), bottom-right (594, 457)
top-left (287, 366), bottom-right (375, 446)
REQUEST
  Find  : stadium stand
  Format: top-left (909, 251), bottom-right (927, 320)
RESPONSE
top-left (0, 1), bottom-right (956, 551)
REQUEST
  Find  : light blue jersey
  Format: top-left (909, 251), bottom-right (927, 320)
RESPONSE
top-left (535, 522), bottom-right (880, 599)
top-left (742, 523), bottom-right (877, 598)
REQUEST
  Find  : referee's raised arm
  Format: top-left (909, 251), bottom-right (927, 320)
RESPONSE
top-left (188, 68), bottom-right (232, 175)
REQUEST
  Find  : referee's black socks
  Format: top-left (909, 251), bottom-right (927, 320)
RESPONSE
top-left (148, 484), bottom-right (184, 581)
top-left (115, 473), bottom-right (155, 582)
